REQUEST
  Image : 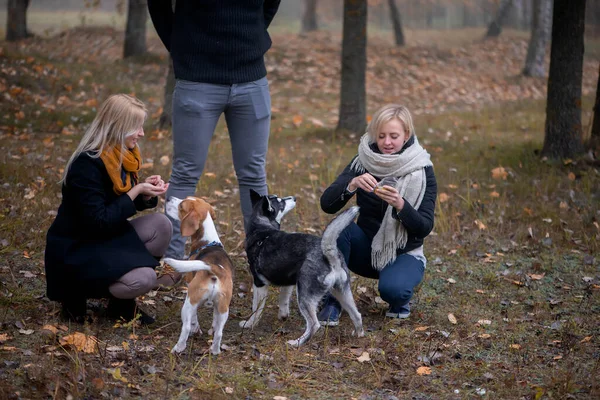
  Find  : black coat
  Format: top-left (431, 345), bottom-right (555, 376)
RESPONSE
top-left (45, 153), bottom-right (159, 301)
top-left (320, 146), bottom-right (437, 254)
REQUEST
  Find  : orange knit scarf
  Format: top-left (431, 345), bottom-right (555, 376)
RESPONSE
top-left (99, 146), bottom-right (142, 195)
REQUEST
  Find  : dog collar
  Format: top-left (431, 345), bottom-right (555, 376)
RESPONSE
top-left (189, 241), bottom-right (223, 258)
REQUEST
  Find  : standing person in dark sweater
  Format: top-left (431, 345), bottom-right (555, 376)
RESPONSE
top-left (318, 104), bottom-right (437, 325)
top-left (148, 0), bottom-right (282, 278)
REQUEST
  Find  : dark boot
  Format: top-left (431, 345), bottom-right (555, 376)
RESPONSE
top-left (106, 298), bottom-right (155, 325)
top-left (61, 297), bottom-right (88, 323)
top-left (317, 293), bottom-right (342, 326)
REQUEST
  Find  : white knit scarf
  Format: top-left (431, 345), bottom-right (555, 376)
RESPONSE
top-left (351, 133), bottom-right (433, 270)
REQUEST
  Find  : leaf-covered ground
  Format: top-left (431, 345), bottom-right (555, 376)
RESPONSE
top-left (0, 26), bottom-right (599, 399)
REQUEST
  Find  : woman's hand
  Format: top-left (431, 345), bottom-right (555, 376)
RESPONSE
top-left (127, 182), bottom-right (169, 201)
top-left (348, 173), bottom-right (378, 192)
top-left (374, 185), bottom-right (405, 211)
top-left (142, 175), bottom-right (167, 200)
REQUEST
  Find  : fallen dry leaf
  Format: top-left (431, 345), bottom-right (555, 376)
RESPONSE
top-left (438, 193), bottom-right (449, 203)
top-left (527, 273), bottom-right (545, 280)
top-left (510, 344), bottom-right (521, 350)
top-left (59, 332), bottom-right (98, 353)
top-left (491, 166), bottom-right (507, 180)
top-left (0, 333), bottom-right (12, 343)
top-left (416, 366), bottom-right (432, 375)
top-left (357, 351), bottom-right (371, 363)
top-left (448, 313), bottom-right (457, 324)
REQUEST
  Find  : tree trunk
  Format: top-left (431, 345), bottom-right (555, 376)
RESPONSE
top-left (337, 0), bottom-right (367, 134)
top-left (542, 0), bottom-right (585, 159)
top-left (523, 0), bottom-right (552, 77)
top-left (301, 0), bottom-right (318, 33)
top-left (124, 0), bottom-right (148, 58)
top-left (159, 57), bottom-right (176, 129)
top-left (388, 0), bottom-right (405, 46)
top-left (485, 0), bottom-right (513, 37)
top-left (590, 63), bottom-right (600, 149)
top-left (6, 0), bottom-right (30, 41)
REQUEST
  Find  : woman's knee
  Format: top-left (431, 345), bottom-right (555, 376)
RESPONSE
top-left (109, 267), bottom-right (157, 299)
top-left (378, 279), bottom-right (413, 306)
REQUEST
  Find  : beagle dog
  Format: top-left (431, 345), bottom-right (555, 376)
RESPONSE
top-left (164, 197), bottom-right (234, 355)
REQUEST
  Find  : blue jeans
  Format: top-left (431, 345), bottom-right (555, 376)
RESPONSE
top-left (165, 77), bottom-right (271, 258)
top-left (338, 222), bottom-right (425, 308)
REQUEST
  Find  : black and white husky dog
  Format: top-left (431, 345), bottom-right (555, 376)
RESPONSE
top-left (240, 190), bottom-right (365, 347)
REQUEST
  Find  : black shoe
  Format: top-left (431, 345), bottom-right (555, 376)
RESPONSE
top-left (106, 298), bottom-right (155, 325)
top-left (61, 298), bottom-right (88, 323)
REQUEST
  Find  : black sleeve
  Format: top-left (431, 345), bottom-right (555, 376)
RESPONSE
top-left (66, 156), bottom-right (137, 235)
top-left (134, 195), bottom-right (158, 211)
top-left (393, 166), bottom-right (437, 239)
top-left (148, 0), bottom-right (174, 51)
top-left (320, 158), bottom-right (359, 214)
top-left (264, 0), bottom-right (281, 28)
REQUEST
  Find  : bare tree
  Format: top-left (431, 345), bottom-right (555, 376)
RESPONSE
top-left (523, 0), bottom-right (552, 77)
top-left (590, 63), bottom-right (600, 149)
top-left (486, 0), bottom-right (513, 37)
top-left (388, 0), bottom-right (405, 46)
top-left (542, 0), bottom-right (586, 159)
top-left (337, 0), bottom-right (367, 133)
top-left (6, 0), bottom-right (30, 41)
top-left (301, 0), bottom-right (318, 33)
top-left (124, 0), bottom-right (148, 58)
top-left (160, 58), bottom-right (176, 129)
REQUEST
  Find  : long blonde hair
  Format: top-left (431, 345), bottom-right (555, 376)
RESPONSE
top-left (366, 104), bottom-right (415, 142)
top-left (61, 94), bottom-right (147, 184)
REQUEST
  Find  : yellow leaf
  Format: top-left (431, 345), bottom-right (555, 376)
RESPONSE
top-left (309, 174), bottom-right (319, 181)
top-left (225, 387), bottom-right (234, 394)
top-left (448, 313), bottom-right (457, 324)
top-left (474, 220), bottom-right (486, 230)
top-left (59, 332), bottom-right (98, 353)
top-left (438, 193), bottom-right (449, 203)
top-left (159, 155), bottom-right (170, 166)
top-left (111, 367), bottom-right (128, 383)
top-left (580, 336), bottom-right (592, 343)
top-left (477, 319), bottom-right (492, 326)
top-left (489, 191), bottom-right (500, 198)
top-left (553, 355), bottom-right (562, 360)
top-left (414, 326), bottom-right (430, 332)
top-left (476, 289), bottom-right (485, 294)
top-left (567, 172), bottom-right (576, 181)
top-left (559, 201), bottom-right (569, 210)
top-left (204, 172), bottom-right (216, 178)
top-left (479, 333), bottom-right (491, 339)
top-left (510, 344), bottom-right (521, 350)
top-left (416, 366), bottom-right (431, 375)
top-left (0, 333), bottom-right (12, 343)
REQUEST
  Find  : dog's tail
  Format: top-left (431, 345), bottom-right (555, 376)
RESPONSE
top-left (162, 257), bottom-right (213, 273)
top-left (321, 206), bottom-right (359, 270)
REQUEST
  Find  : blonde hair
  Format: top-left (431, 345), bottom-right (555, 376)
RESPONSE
top-left (366, 104), bottom-right (415, 142)
top-left (61, 94), bottom-right (147, 184)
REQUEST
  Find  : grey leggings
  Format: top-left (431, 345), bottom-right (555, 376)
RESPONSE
top-left (164, 77), bottom-right (271, 259)
top-left (108, 213), bottom-right (172, 299)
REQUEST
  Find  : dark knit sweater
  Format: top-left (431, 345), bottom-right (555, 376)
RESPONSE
top-left (148, 0), bottom-right (281, 84)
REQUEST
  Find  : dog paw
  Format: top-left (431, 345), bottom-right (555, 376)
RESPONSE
top-left (278, 311), bottom-right (289, 321)
top-left (353, 328), bottom-right (365, 338)
top-left (239, 320), bottom-right (255, 329)
top-left (191, 325), bottom-right (202, 335)
top-left (208, 327), bottom-right (214, 336)
top-left (210, 345), bottom-right (221, 355)
top-left (286, 339), bottom-right (301, 347)
top-left (171, 343), bottom-right (186, 354)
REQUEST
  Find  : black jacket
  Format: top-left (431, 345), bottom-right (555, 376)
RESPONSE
top-left (320, 146), bottom-right (437, 254)
top-left (148, 0), bottom-right (281, 84)
top-left (45, 153), bottom-right (159, 301)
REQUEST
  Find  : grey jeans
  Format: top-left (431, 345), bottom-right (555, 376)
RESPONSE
top-left (165, 77), bottom-right (271, 259)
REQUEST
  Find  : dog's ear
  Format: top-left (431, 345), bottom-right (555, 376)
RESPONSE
top-left (180, 209), bottom-right (201, 237)
top-left (263, 197), bottom-right (274, 213)
top-left (249, 189), bottom-right (263, 206)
